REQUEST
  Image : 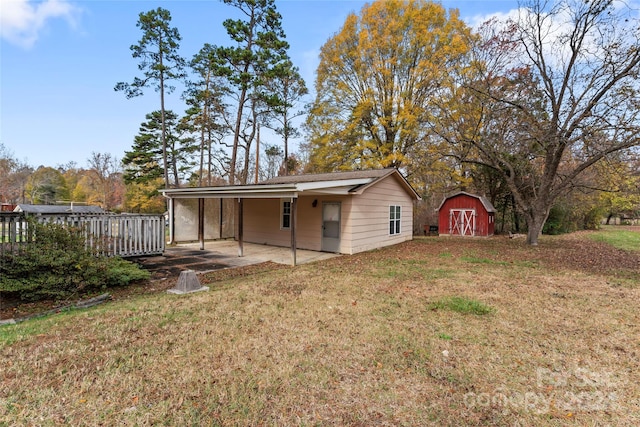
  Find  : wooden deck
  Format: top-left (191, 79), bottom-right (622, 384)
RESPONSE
top-left (0, 212), bottom-right (165, 258)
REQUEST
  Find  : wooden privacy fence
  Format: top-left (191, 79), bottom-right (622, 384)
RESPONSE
top-left (0, 213), bottom-right (165, 258)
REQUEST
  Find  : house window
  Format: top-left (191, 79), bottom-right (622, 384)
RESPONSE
top-left (281, 200), bottom-right (291, 229)
top-left (389, 205), bottom-right (401, 235)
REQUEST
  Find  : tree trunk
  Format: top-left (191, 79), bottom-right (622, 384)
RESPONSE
top-left (198, 109), bottom-right (206, 187)
top-left (524, 206), bottom-right (550, 246)
top-left (229, 87), bottom-right (247, 185)
top-left (283, 110), bottom-right (289, 176)
top-left (525, 217), bottom-right (543, 245)
top-left (511, 195), bottom-right (520, 232)
top-left (159, 52), bottom-right (170, 189)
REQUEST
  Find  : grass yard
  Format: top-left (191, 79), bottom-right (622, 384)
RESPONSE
top-left (1, 228), bottom-right (639, 426)
top-left (587, 225), bottom-right (640, 252)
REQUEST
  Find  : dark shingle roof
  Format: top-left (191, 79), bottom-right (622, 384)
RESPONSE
top-left (14, 204), bottom-right (105, 214)
top-left (260, 169), bottom-right (394, 185)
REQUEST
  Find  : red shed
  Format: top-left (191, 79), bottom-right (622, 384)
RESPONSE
top-left (437, 192), bottom-right (496, 237)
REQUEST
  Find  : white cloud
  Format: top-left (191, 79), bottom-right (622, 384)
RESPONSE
top-left (1, 0), bottom-right (81, 48)
top-left (465, 9), bottom-right (520, 30)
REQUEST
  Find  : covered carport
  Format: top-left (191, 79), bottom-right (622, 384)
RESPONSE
top-left (162, 183), bottom-right (304, 266)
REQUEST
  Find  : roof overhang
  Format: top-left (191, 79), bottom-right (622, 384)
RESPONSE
top-left (161, 184), bottom-right (299, 199)
top-left (161, 169), bottom-right (421, 201)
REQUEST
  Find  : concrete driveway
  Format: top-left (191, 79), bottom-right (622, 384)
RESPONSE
top-left (135, 240), bottom-right (340, 277)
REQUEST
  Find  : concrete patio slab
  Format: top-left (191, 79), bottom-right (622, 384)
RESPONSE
top-left (136, 240), bottom-right (340, 277)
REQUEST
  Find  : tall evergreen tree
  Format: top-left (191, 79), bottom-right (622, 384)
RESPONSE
top-left (184, 43), bottom-right (230, 186)
top-left (122, 112), bottom-right (164, 186)
top-left (263, 59), bottom-right (308, 176)
top-left (122, 110), bottom-right (194, 188)
top-left (115, 7), bottom-right (186, 188)
top-left (212, 0), bottom-right (291, 184)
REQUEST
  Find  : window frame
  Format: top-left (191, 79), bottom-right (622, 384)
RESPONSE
top-left (281, 199), bottom-right (292, 230)
top-left (389, 205), bottom-right (401, 235)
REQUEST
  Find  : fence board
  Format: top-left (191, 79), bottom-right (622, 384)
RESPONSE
top-left (0, 213), bottom-right (165, 258)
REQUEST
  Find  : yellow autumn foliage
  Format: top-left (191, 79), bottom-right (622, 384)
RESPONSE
top-left (307, 0), bottom-right (473, 178)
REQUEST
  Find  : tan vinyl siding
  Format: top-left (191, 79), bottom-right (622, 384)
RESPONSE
top-left (243, 199), bottom-right (289, 247)
top-left (345, 175), bottom-right (413, 254)
top-left (243, 197), bottom-right (326, 251)
top-left (241, 176), bottom-right (414, 255)
top-left (295, 196), bottom-right (325, 251)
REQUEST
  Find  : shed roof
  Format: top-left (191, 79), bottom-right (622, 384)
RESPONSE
top-left (437, 191), bottom-right (496, 213)
top-left (162, 168), bottom-right (421, 200)
top-left (14, 204), bottom-right (106, 214)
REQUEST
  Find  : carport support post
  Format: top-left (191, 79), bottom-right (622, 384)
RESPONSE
top-left (198, 198), bottom-right (205, 250)
top-left (168, 197), bottom-right (174, 244)
top-left (238, 197), bottom-right (244, 257)
top-left (290, 197), bottom-right (297, 266)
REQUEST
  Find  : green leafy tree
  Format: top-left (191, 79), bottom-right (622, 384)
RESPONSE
top-left (593, 154), bottom-right (640, 224)
top-left (124, 177), bottom-right (166, 213)
top-left (24, 166), bottom-right (69, 204)
top-left (115, 7), bottom-right (186, 189)
top-left (438, 0), bottom-right (640, 244)
top-left (305, 0), bottom-right (472, 172)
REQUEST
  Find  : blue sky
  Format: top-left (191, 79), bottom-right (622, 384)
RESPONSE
top-left (1, 0), bottom-right (518, 169)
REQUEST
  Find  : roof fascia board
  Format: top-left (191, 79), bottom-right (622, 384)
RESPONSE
top-left (162, 184), bottom-right (298, 199)
top-left (295, 178), bottom-right (373, 192)
top-left (165, 191), bottom-right (298, 199)
top-left (162, 183), bottom-right (296, 194)
top-left (349, 170), bottom-right (422, 200)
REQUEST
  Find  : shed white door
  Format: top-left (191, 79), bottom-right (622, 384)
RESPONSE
top-left (449, 209), bottom-right (475, 236)
top-left (322, 202), bottom-right (341, 253)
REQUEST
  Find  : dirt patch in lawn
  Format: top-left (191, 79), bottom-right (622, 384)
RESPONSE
top-left (0, 260), bottom-right (285, 321)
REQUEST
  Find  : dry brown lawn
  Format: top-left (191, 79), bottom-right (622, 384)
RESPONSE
top-left (1, 230), bottom-right (639, 426)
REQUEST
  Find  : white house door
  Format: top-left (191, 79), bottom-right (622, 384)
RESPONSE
top-left (322, 202), bottom-right (341, 253)
top-left (450, 209), bottom-right (475, 236)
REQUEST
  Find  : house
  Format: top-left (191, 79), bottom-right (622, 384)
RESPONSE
top-left (14, 204), bottom-right (106, 215)
top-left (437, 191), bottom-right (496, 237)
top-left (161, 169), bottom-right (421, 265)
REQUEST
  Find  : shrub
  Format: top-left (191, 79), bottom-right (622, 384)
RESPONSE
top-left (0, 219), bottom-right (149, 302)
